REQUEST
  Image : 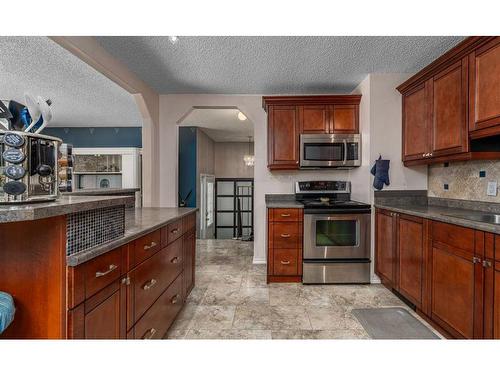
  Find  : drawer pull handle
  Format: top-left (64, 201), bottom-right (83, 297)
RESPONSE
top-left (171, 228), bottom-right (179, 234)
top-left (143, 279), bottom-right (157, 290)
top-left (143, 241), bottom-right (157, 250)
top-left (95, 264), bottom-right (118, 278)
top-left (482, 260), bottom-right (492, 268)
top-left (171, 294), bottom-right (181, 304)
top-left (142, 328), bottom-right (157, 339)
top-left (280, 260), bottom-right (291, 265)
top-left (170, 256), bottom-right (179, 264)
top-left (280, 213), bottom-right (291, 217)
top-left (280, 233), bottom-right (291, 238)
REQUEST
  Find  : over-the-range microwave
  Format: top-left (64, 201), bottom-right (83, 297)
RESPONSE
top-left (300, 134), bottom-right (361, 169)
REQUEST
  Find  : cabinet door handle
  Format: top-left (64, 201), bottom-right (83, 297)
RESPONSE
top-left (143, 241), bottom-right (157, 250)
top-left (170, 256), bottom-right (179, 264)
top-left (483, 260), bottom-right (492, 268)
top-left (95, 264), bottom-right (118, 278)
top-left (280, 213), bottom-right (291, 217)
top-left (143, 279), bottom-right (157, 290)
top-left (121, 276), bottom-right (131, 285)
top-left (473, 256), bottom-right (482, 264)
top-left (171, 228), bottom-right (179, 234)
top-left (142, 328), bottom-right (157, 339)
top-left (171, 294), bottom-right (181, 304)
top-left (280, 260), bottom-right (291, 265)
top-left (280, 233), bottom-right (291, 238)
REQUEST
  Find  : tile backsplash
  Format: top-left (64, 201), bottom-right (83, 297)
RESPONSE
top-left (428, 160), bottom-right (500, 202)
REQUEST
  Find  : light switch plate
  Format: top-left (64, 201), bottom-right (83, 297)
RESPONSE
top-left (487, 181), bottom-right (497, 196)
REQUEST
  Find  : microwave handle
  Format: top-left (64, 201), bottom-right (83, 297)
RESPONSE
top-left (343, 140), bottom-right (347, 165)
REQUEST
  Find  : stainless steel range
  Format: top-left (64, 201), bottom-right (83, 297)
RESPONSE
top-left (295, 180), bottom-right (371, 284)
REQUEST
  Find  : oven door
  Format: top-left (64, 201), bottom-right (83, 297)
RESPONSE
top-left (303, 212), bottom-right (370, 259)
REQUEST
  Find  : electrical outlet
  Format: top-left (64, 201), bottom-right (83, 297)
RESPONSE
top-left (487, 181), bottom-right (497, 196)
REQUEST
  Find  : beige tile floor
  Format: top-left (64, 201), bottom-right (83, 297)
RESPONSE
top-left (166, 239), bottom-right (439, 339)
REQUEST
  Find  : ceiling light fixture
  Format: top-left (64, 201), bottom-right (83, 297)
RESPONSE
top-left (237, 111), bottom-right (247, 121)
top-left (168, 36), bottom-right (179, 45)
top-left (243, 136), bottom-right (255, 167)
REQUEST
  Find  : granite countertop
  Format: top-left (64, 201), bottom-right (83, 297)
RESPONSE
top-left (67, 207), bottom-right (198, 266)
top-left (63, 188), bottom-right (140, 196)
top-left (265, 194), bottom-right (304, 208)
top-left (0, 195), bottom-right (135, 223)
top-left (374, 202), bottom-right (500, 235)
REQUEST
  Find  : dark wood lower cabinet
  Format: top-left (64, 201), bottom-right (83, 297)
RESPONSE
top-left (430, 244), bottom-right (475, 338)
top-left (67, 213), bottom-right (196, 339)
top-left (375, 208), bottom-right (498, 339)
top-left (397, 215), bottom-right (426, 309)
top-left (375, 209), bottom-right (397, 288)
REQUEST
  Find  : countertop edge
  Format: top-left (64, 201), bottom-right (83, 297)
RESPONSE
top-left (374, 203), bottom-right (500, 234)
top-left (66, 208), bottom-right (198, 266)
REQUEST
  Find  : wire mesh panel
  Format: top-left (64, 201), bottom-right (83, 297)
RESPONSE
top-left (66, 205), bottom-right (125, 256)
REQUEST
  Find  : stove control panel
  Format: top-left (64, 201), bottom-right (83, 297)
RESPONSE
top-left (296, 181), bottom-right (350, 193)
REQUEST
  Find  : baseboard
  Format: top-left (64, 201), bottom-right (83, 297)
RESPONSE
top-left (371, 274), bottom-right (381, 284)
top-left (252, 257), bottom-right (266, 264)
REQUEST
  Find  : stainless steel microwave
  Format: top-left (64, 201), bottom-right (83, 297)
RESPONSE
top-left (300, 134), bottom-right (361, 169)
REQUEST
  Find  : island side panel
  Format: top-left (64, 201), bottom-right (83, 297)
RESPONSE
top-left (0, 216), bottom-right (67, 339)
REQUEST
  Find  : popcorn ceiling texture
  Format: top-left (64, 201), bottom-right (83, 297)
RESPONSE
top-left (428, 160), bottom-right (500, 202)
top-left (96, 36), bottom-right (465, 94)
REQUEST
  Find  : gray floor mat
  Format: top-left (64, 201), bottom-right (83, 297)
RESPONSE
top-left (352, 307), bottom-right (440, 339)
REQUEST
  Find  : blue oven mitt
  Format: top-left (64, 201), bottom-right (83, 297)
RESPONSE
top-left (371, 156), bottom-right (390, 190)
top-left (0, 291), bottom-right (15, 334)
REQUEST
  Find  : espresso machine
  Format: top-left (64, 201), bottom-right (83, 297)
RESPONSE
top-left (0, 130), bottom-right (62, 203)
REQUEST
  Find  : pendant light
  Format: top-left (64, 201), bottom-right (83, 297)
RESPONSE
top-left (243, 136), bottom-right (255, 167)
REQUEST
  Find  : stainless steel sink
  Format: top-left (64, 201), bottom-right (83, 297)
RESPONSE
top-left (443, 212), bottom-right (500, 225)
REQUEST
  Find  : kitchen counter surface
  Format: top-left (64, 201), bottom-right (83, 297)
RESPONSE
top-left (265, 194), bottom-right (304, 208)
top-left (63, 188), bottom-right (139, 196)
top-left (375, 202), bottom-right (500, 235)
top-left (67, 207), bottom-right (198, 266)
top-left (0, 195), bottom-right (135, 223)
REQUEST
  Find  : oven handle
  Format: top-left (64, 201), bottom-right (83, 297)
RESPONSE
top-left (343, 139), bottom-right (347, 165)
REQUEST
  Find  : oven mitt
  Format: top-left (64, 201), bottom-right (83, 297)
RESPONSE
top-left (371, 156), bottom-right (390, 190)
top-left (0, 291), bottom-right (15, 334)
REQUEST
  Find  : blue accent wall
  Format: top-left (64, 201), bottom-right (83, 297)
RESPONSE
top-left (178, 127), bottom-right (197, 208)
top-left (42, 127), bottom-right (142, 148)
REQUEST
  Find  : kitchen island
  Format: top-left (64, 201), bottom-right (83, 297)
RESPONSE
top-left (0, 196), bottom-right (197, 339)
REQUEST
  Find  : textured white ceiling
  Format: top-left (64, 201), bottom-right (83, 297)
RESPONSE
top-left (95, 36), bottom-right (466, 94)
top-left (178, 107), bottom-right (253, 142)
top-left (0, 36), bottom-right (142, 128)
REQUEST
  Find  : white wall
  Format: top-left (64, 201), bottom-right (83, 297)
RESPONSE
top-left (214, 142), bottom-right (254, 179)
top-left (350, 73), bottom-right (428, 282)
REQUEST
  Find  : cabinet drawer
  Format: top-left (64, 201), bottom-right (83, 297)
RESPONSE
top-left (83, 248), bottom-right (123, 299)
top-left (133, 273), bottom-right (183, 339)
top-left (131, 238), bottom-right (183, 323)
top-left (431, 221), bottom-right (475, 255)
top-left (162, 219), bottom-right (183, 246)
top-left (270, 208), bottom-right (302, 222)
top-left (273, 248), bottom-right (298, 275)
top-left (271, 222), bottom-right (300, 248)
top-left (134, 229), bottom-right (162, 266)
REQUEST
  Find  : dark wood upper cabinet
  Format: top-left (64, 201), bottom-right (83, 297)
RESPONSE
top-left (330, 104), bottom-right (359, 133)
top-left (430, 58), bottom-right (469, 157)
top-left (375, 209), bottom-right (397, 288)
top-left (402, 83), bottom-right (431, 162)
top-left (299, 105), bottom-right (329, 133)
top-left (469, 38), bottom-right (500, 137)
top-left (398, 36), bottom-right (500, 166)
top-left (267, 105), bottom-right (300, 170)
top-left (263, 96), bottom-right (361, 170)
